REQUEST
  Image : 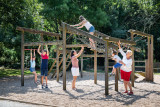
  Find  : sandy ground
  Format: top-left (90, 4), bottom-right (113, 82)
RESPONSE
top-left (0, 71), bottom-right (160, 107)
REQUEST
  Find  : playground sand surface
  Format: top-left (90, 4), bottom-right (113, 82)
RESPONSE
top-left (0, 71), bottom-right (160, 107)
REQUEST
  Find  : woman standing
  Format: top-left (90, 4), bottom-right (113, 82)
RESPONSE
top-left (71, 46), bottom-right (84, 90)
top-left (71, 15), bottom-right (96, 49)
top-left (118, 41), bottom-right (133, 95)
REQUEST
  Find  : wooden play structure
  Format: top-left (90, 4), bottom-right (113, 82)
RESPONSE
top-left (17, 22), bottom-right (154, 95)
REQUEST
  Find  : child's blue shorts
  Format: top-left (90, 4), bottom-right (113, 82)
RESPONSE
top-left (30, 67), bottom-right (35, 72)
top-left (89, 26), bottom-right (95, 32)
top-left (114, 63), bottom-right (122, 68)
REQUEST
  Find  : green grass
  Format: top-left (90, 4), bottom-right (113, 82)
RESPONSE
top-left (0, 69), bottom-right (40, 77)
top-left (154, 73), bottom-right (160, 75)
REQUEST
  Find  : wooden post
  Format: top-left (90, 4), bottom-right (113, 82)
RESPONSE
top-left (56, 36), bottom-right (60, 82)
top-left (105, 41), bottom-right (109, 95)
top-left (145, 59), bottom-right (148, 77)
top-left (131, 33), bottom-right (135, 87)
top-left (146, 36), bottom-right (154, 81)
top-left (81, 56), bottom-right (83, 78)
top-left (62, 23), bottom-right (67, 90)
top-left (21, 30), bottom-right (24, 86)
top-left (131, 47), bottom-right (135, 87)
top-left (40, 33), bottom-right (43, 78)
top-left (146, 37), bottom-right (151, 81)
top-left (56, 47), bottom-right (60, 82)
top-left (150, 35), bottom-right (154, 81)
top-left (94, 50), bottom-right (97, 84)
top-left (115, 68), bottom-right (118, 91)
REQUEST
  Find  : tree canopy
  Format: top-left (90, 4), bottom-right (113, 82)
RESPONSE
top-left (0, 0), bottom-right (160, 68)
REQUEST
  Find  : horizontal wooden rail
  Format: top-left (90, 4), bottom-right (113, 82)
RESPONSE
top-left (16, 27), bottom-right (61, 37)
top-left (135, 61), bottom-right (145, 63)
top-left (128, 29), bottom-right (152, 38)
top-left (23, 41), bottom-right (62, 46)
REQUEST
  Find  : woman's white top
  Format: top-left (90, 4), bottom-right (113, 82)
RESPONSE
top-left (119, 49), bottom-right (132, 72)
top-left (84, 21), bottom-right (92, 30)
top-left (113, 55), bottom-right (121, 63)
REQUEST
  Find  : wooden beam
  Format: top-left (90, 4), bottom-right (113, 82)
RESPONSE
top-left (23, 41), bottom-right (62, 46)
top-left (103, 37), bottom-right (136, 45)
top-left (94, 50), bottom-right (97, 84)
top-left (48, 60), bottom-right (57, 75)
top-left (66, 44), bottom-right (88, 48)
top-left (105, 41), bottom-right (109, 95)
top-left (21, 30), bottom-right (24, 86)
top-left (16, 27), bottom-right (61, 37)
top-left (128, 29), bottom-right (151, 38)
top-left (82, 54), bottom-right (105, 57)
top-left (62, 22), bottom-right (67, 90)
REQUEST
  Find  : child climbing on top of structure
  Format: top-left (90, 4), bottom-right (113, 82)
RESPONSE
top-left (71, 15), bottom-right (96, 50)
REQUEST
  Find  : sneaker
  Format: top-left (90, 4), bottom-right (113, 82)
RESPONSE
top-left (128, 91), bottom-right (133, 95)
top-left (34, 81), bottom-right (38, 85)
top-left (109, 73), bottom-right (114, 76)
top-left (123, 91), bottom-right (128, 93)
top-left (42, 84), bottom-right (44, 89)
top-left (72, 88), bottom-right (76, 91)
top-left (45, 85), bottom-right (48, 88)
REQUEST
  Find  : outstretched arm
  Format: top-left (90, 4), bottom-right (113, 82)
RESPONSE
top-left (71, 20), bottom-right (86, 27)
top-left (77, 24), bottom-right (84, 29)
top-left (46, 45), bottom-right (49, 56)
top-left (75, 46), bottom-right (84, 58)
top-left (118, 40), bottom-right (126, 56)
top-left (34, 49), bottom-right (35, 57)
top-left (71, 22), bottom-right (83, 27)
top-left (38, 45), bottom-right (42, 55)
top-left (30, 49), bottom-right (32, 61)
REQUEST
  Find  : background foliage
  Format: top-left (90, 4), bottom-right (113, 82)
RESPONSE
top-left (0, 0), bottom-right (160, 69)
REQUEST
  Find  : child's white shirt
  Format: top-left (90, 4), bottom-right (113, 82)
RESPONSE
top-left (113, 55), bottom-right (121, 63)
top-left (119, 49), bottom-right (132, 72)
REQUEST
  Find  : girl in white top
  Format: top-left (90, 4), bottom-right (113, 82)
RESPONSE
top-left (118, 41), bottom-right (133, 95)
top-left (71, 15), bottom-right (96, 50)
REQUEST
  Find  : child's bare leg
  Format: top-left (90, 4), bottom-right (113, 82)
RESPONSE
top-left (89, 38), bottom-right (96, 48)
top-left (33, 72), bottom-right (37, 82)
top-left (89, 32), bottom-right (96, 48)
top-left (89, 38), bottom-right (93, 47)
top-left (112, 67), bottom-right (116, 74)
top-left (41, 76), bottom-right (44, 85)
top-left (45, 76), bottom-right (48, 85)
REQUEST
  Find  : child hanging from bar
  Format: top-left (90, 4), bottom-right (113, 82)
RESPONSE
top-left (30, 49), bottom-right (38, 84)
top-left (38, 45), bottom-right (49, 88)
top-left (110, 50), bottom-right (122, 76)
top-left (71, 15), bottom-right (96, 50)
